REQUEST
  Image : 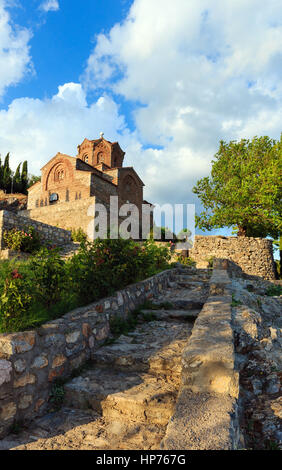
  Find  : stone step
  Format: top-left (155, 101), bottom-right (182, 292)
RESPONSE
top-left (152, 299), bottom-right (205, 310)
top-left (92, 321), bottom-right (192, 380)
top-left (139, 309), bottom-right (199, 321)
top-left (64, 368), bottom-right (176, 426)
top-left (175, 281), bottom-right (209, 289)
top-left (0, 407), bottom-right (167, 450)
top-left (173, 274), bottom-right (210, 283)
top-left (59, 242), bottom-right (81, 259)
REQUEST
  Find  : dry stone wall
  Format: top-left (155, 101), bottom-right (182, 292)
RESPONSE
top-left (0, 269), bottom-right (173, 438)
top-left (0, 210), bottom-right (71, 250)
top-left (190, 236), bottom-right (276, 280)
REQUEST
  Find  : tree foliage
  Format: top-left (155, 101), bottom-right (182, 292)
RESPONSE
top-left (0, 153), bottom-right (30, 194)
top-left (193, 136), bottom-right (282, 238)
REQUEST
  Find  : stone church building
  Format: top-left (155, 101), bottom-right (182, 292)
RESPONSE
top-left (24, 135), bottom-right (152, 238)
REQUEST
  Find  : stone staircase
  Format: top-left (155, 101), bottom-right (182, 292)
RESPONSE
top-left (0, 267), bottom-right (211, 450)
top-left (59, 242), bottom-right (81, 259)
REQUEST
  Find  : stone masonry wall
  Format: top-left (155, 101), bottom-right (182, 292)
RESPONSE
top-left (0, 269), bottom-right (173, 438)
top-left (0, 210), bottom-right (71, 250)
top-left (22, 197), bottom-right (96, 236)
top-left (190, 236), bottom-right (276, 280)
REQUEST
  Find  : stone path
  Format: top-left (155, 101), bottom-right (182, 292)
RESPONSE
top-left (0, 267), bottom-right (210, 450)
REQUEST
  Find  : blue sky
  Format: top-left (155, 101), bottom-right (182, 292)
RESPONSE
top-left (2, 0), bottom-right (132, 107)
top-left (0, 0), bottom-right (281, 246)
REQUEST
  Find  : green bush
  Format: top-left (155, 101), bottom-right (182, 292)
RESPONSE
top-left (176, 255), bottom-right (196, 267)
top-left (0, 238), bottom-right (171, 333)
top-left (67, 238), bottom-right (170, 305)
top-left (4, 226), bottom-right (41, 253)
top-left (0, 266), bottom-right (33, 331)
top-left (71, 227), bottom-right (87, 243)
top-left (29, 247), bottom-right (66, 308)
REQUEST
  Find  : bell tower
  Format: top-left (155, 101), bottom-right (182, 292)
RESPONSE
top-left (77, 135), bottom-right (125, 169)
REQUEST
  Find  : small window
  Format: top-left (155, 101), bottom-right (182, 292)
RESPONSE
top-left (97, 152), bottom-right (105, 164)
top-left (50, 193), bottom-right (59, 204)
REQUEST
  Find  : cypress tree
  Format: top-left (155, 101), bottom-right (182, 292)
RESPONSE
top-left (13, 163), bottom-right (22, 193)
top-left (21, 160), bottom-right (28, 194)
top-left (0, 157), bottom-right (3, 190)
top-left (2, 153), bottom-right (12, 193)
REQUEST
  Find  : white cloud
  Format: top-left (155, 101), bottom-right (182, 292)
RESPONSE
top-left (39, 0), bottom-right (59, 13)
top-left (2, 0), bottom-right (282, 213)
top-left (82, 0), bottom-right (282, 206)
top-left (0, 0), bottom-right (32, 98)
top-left (0, 80), bottom-right (207, 207)
top-left (0, 83), bottom-right (127, 175)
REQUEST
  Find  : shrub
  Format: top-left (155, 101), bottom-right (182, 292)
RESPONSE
top-left (0, 238), bottom-right (172, 333)
top-left (28, 247), bottom-right (66, 307)
top-left (0, 267), bottom-right (33, 331)
top-left (265, 284), bottom-right (282, 297)
top-left (4, 226), bottom-right (41, 253)
top-left (71, 227), bottom-right (87, 243)
top-left (68, 238), bottom-right (171, 305)
top-left (176, 255), bottom-right (196, 267)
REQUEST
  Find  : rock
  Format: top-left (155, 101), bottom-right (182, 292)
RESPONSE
top-left (18, 395), bottom-right (33, 410)
top-left (66, 331), bottom-right (81, 344)
top-left (14, 359), bottom-right (26, 374)
top-left (0, 332), bottom-right (36, 356)
top-left (0, 360), bottom-right (12, 385)
top-left (14, 374), bottom-right (36, 388)
top-left (45, 333), bottom-right (65, 347)
top-left (271, 397), bottom-right (282, 418)
top-left (251, 378), bottom-right (262, 395)
top-left (0, 402), bottom-right (17, 421)
top-left (52, 355), bottom-right (67, 368)
top-left (266, 374), bottom-right (280, 393)
top-left (31, 355), bottom-right (48, 369)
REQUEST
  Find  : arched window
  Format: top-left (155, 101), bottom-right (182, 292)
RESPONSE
top-left (54, 166), bottom-right (65, 182)
top-left (83, 154), bottom-right (89, 163)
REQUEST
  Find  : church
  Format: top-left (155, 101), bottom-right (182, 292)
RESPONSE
top-left (24, 134), bottom-right (152, 238)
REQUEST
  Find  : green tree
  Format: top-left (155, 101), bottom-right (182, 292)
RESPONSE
top-left (2, 153), bottom-right (12, 193)
top-left (21, 161), bottom-right (28, 194)
top-left (13, 163), bottom-right (22, 193)
top-left (27, 175), bottom-right (41, 188)
top-left (0, 157), bottom-right (3, 189)
top-left (193, 136), bottom-right (282, 239)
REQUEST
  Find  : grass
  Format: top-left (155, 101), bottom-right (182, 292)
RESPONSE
top-left (49, 381), bottom-right (65, 411)
top-left (108, 299), bottom-right (169, 339)
top-left (231, 294), bottom-right (242, 307)
top-left (0, 294), bottom-right (81, 334)
top-left (265, 285), bottom-right (282, 297)
top-left (109, 312), bottom-right (139, 337)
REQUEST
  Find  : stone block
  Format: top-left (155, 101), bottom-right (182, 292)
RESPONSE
top-left (0, 360), bottom-right (12, 386)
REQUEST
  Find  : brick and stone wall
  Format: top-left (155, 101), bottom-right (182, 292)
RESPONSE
top-left (0, 210), bottom-right (71, 250)
top-left (0, 269), bottom-right (173, 438)
top-left (190, 236), bottom-right (276, 280)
